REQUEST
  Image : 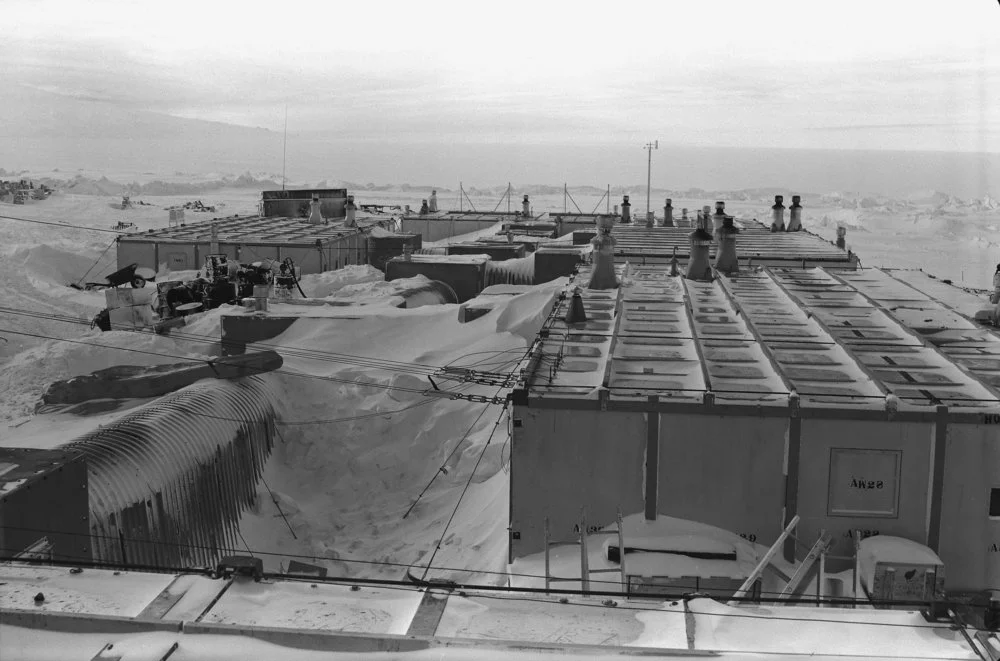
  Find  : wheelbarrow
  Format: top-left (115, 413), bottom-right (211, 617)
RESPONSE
top-left (81, 263), bottom-right (156, 290)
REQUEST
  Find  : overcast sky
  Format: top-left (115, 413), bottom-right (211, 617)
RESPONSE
top-left (3, 0), bottom-right (999, 153)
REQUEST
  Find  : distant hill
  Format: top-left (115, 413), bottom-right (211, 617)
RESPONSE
top-left (2, 84), bottom-right (284, 175)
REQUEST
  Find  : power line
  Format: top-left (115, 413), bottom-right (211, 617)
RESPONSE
top-left (74, 238), bottom-right (119, 288)
top-left (403, 397), bottom-right (501, 519)
top-left (419, 401), bottom-right (509, 580)
top-left (0, 213), bottom-right (127, 234)
top-left (0, 304), bottom-right (523, 382)
top-left (0, 546), bottom-right (980, 629)
top-left (0, 327), bottom-right (446, 408)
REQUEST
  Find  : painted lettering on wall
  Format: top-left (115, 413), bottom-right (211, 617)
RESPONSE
top-left (844, 529), bottom-right (880, 540)
top-left (573, 524), bottom-right (602, 534)
top-left (985, 413), bottom-right (1000, 425)
top-left (989, 543), bottom-right (1000, 553)
top-left (739, 533), bottom-right (757, 543)
top-left (850, 478), bottom-right (885, 489)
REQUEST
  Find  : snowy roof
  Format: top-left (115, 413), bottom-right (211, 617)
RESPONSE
top-left (518, 264), bottom-right (1000, 410)
top-left (0, 562), bottom-right (981, 659)
top-left (610, 221), bottom-right (858, 267)
top-left (118, 215), bottom-right (377, 246)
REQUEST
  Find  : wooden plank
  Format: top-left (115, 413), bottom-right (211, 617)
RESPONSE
top-left (777, 532), bottom-right (832, 600)
top-left (405, 590), bottom-right (450, 637)
top-left (728, 515), bottom-right (800, 606)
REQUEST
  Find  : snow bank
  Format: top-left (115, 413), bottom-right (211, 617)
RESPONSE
top-left (423, 221), bottom-right (506, 247)
top-left (297, 264), bottom-right (385, 298)
top-left (235, 281), bottom-right (562, 581)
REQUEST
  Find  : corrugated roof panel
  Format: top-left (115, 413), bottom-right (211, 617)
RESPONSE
top-left (774, 268), bottom-right (999, 408)
top-left (118, 215), bottom-right (366, 246)
top-left (520, 263), bottom-right (1000, 410)
top-left (610, 224), bottom-right (857, 267)
top-left (722, 271), bottom-right (884, 408)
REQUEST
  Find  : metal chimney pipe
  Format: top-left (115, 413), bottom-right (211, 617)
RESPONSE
top-left (345, 195), bottom-right (357, 227)
top-left (308, 195), bottom-right (323, 225)
top-left (771, 195), bottom-right (786, 232)
top-left (713, 201), bottom-right (726, 232)
top-left (663, 198), bottom-right (674, 227)
top-left (621, 195), bottom-right (631, 223)
top-left (522, 194), bottom-right (530, 216)
top-left (836, 226), bottom-right (847, 250)
top-left (787, 195), bottom-right (803, 231)
top-left (588, 215), bottom-right (618, 289)
top-left (715, 216), bottom-right (739, 274)
top-left (686, 222), bottom-right (714, 281)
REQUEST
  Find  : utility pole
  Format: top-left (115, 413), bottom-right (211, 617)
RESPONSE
top-left (644, 140), bottom-right (658, 220)
top-left (282, 105), bottom-right (288, 191)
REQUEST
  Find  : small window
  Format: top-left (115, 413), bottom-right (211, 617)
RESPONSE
top-left (989, 489), bottom-right (1000, 517)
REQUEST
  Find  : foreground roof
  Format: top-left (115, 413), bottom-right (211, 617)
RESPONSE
top-left (0, 563), bottom-right (986, 659)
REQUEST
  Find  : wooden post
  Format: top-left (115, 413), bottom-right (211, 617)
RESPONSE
top-left (818, 544), bottom-right (826, 605)
top-left (853, 530), bottom-right (862, 608)
top-left (580, 508), bottom-right (590, 595)
top-left (617, 508), bottom-right (627, 595)
top-left (544, 517), bottom-right (550, 595)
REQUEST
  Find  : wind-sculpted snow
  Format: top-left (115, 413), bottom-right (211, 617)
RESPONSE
top-left (65, 377), bottom-right (278, 568)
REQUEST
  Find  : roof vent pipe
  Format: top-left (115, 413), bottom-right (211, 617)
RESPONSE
top-left (715, 216), bottom-right (739, 274)
top-left (420, 199), bottom-right (430, 215)
top-left (771, 196), bottom-right (785, 232)
top-left (712, 201), bottom-right (727, 232)
top-left (308, 195), bottom-right (324, 225)
top-left (787, 195), bottom-right (803, 231)
top-left (565, 286), bottom-right (588, 324)
top-left (686, 215), bottom-right (714, 282)
top-left (664, 199), bottom-right (674, 227)
top-left (588, 215), bottom-right (619, 289)
top-left (836, 226), bottom-right (847, 250)
top-left (345, 195), bottom-right (357, 228)
top-left (522, 194), bottom-right (530, 216)
top-left (681, 208), bottom-right (688, 225)
top-left (621, 195), bottom-right (631, 224)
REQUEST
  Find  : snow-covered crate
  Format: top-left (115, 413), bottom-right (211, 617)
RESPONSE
top-left (857, 535), bottom-right (944, 606)
top-left (105, 287), bottom-right (154, 309)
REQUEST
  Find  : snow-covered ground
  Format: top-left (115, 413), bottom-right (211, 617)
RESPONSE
top-left (2, 172), bottom-right (999, 584)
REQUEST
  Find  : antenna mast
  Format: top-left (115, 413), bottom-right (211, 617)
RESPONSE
top-left (644, 140), bottom-right (658, 220)
top-left (282, 105), bottom-right (288, 191)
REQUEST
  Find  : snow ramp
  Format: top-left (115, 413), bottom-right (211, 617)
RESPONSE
top-left (65, 376), bottom-right (278, 568)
